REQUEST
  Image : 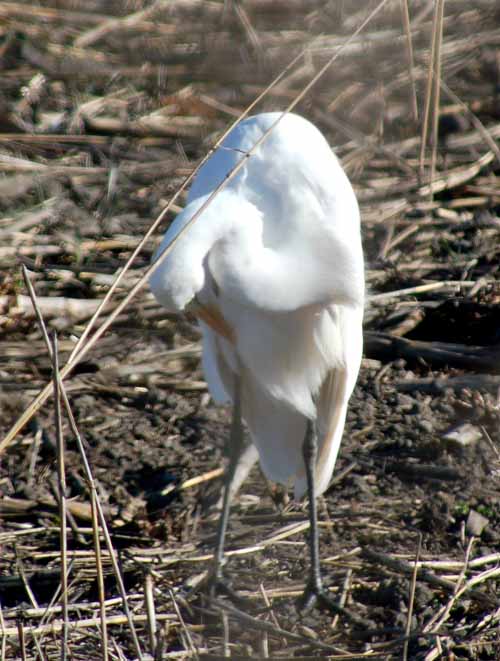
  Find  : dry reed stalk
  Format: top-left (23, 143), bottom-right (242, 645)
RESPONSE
top-left (1, 613), bottom-right (180, 638)
top-left (0, 601), bottom-right (6, 661)
top-left (58, 384), bottom-right (145, 661)
top-left (25, 625), bottom-right (45, 661)
top-left (391, 552), bottom-right (500, 572)
top-left (90, 489), bottom-right (108, 661)
top-left (74, 0), bottom-right (172, 49)
top-left (429, 0), bottom-right (445, 201)
top-left (257, 584), bottom-right (272, 654)
top-left (418, 149), bottom-right (495, 196)
top-left (2, 596), bottom-right (145, 622)
top-left (481, 426), bottom-right (500, 463)
top-left (221, 610), bottom-right (230, 658)
top-left (51, 332), bottom-right (69, 661)
top-left (17, 620), bottom-right (26, 661)
top-left (233, 1), bottom-right (261, 53)
top-left (20, 266), bottom-right (144, 660)
top-left (439, 80), bottom-right (500, 165)
top-left (419, 0), bottom-right (440, 180)
top-left (0, 295), bottom-right (102, 323)
top-left (399, 0), bottom-right (418, 126)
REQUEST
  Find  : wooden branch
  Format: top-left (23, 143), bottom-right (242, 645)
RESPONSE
top-left (394, 374), bottom-right (500, 394)
top-left (0, 495), bottom-right (113, 522)
top-left (362, 548), bottom-right (497, 608)
top-left (0, 295), bottom-right (101, 321)
top-left (364, 331), bottom-right (500, 373)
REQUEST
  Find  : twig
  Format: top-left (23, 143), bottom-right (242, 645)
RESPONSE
top-left (144, 573), bottom-right (157, 657)
top-left (422, 536), bottom-right (475, 635)
top-left (362, 548), bottom-right (496, 608)
top-left (15, 557), bottom-right (38, 609)
top-left (397, 552), bottom-right (500, 572)
top-left (37, 562), bottom-right (68, 646)
top-left (179, 468), bottom-right (224, 491)
top-left (370, 280), bottom-right (476, 302)
top-left (17, 620), bottom-right (26, 661)
top-left (331, 568), bottom-right (353, 630)
top-left (481, 426), bottom-right (500, 461)
top-left (169, 589), bottom-right (198, 660)
top-left (209, 600), bottom-right (346, 654)
top-left (403, 534), bottom-right (421, 661)
top-left (395, 374), bottom-right (500, 394)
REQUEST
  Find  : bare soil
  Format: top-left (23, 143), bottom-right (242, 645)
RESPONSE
top-left (0, 1), bottom-right (500, 659)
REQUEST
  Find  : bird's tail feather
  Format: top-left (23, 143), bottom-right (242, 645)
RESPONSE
top-left (294, 368), bottom-right (349, 499)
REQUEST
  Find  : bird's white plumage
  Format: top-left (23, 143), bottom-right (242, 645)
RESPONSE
top-left (150, 112), bottom-right (364, 498)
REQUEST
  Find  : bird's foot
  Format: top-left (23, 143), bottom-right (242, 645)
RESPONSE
top-left (206, 570), bottom-right (252, 609)
top-left (297, 580), bottom-right (366, 627)
top-left (297, 579), bottom-right (337, 614)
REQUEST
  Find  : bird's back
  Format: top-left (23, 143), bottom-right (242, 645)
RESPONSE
top-left (189, 113), bottom-right (355, 249)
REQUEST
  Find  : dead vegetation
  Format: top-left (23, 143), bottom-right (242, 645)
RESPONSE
top-left (0, 0), bottom-right (500, 659)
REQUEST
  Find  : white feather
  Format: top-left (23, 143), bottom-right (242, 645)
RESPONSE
top-left (149, 112), bottom-right (364, 498)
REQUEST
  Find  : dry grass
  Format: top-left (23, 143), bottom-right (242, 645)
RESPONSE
top-left (1, 0), bottom-right (500, 659)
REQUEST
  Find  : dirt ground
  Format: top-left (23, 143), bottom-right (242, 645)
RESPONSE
top-left (1, 1), bottom-right (500, 659)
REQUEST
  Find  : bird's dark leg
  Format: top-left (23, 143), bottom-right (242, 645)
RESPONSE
top-left (297, 422), bottom-right (366, 626)
top-left (209, 372), bottom-right (246, 601)
top-left (298, 419), bottom-right (326, 611)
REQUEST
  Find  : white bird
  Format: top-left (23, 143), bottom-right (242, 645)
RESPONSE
top-left (150, 112), bottom-right (364, 611)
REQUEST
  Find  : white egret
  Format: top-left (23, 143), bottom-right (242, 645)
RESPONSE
top-left (150, 112), bottom-right (364, 611)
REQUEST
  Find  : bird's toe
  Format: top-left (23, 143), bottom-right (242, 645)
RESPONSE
top-left (206, 572), bottom-right (252, 609)
top-left (297, 582), bottom-right (367, 627)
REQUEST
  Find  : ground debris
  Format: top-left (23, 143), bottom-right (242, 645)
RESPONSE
top-left (443, 423), bottom-right (483, 449)
top-left (1, 1), bottom-right (500, 659)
